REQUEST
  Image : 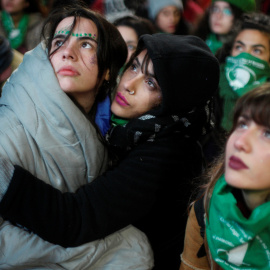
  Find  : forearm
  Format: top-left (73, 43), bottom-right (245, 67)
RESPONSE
top-left (0, 145), bottom-right (163, 247)
top-left (0, 166), bottom-right (123, 247)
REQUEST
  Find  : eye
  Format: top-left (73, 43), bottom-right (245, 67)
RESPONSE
top-left (233, 44), bottom-right (243, 52)
top-left (129, 63), bottom-right (138, 72)
top-left (211, 6), bottom-right (220, 14)
top-left (145, 78), bottom-right (155, 88)
top-left (236, 118), bottom-right (248, 130)
top-left (82, 42), bottom-right (92, 49)
top-left (253, 47), bottom-right (263, 55)
top-left (54, 39), bottom-right (64, 48)
top-left (127, 44), bottom-right (136, 52)
top-left (263, 129), bottom-right (270, 139)
top-left (145, 77), bottom-right (159, 91)
top-left (223, 8), bottom-right (232, 16)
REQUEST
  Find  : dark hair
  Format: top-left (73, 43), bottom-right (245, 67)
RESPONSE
top-left (113, 15), bottom-right (156, 38)
top-left (216, 12), bottom-right (270, 63)
top-left (42, 1), bottom-right (127, 103)
top-left (192, 3), bottom-right (243, 41)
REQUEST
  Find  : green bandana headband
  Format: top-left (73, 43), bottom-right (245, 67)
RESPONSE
top-left (206, 33), bottom-right (223, 54)
top-left (54, 30), bottom-right (97, 39)
top-left (225, 52), bottom-right (270, 96)
top-left (206, 175), bottom-right (270, 269)
top-left (1, 11), bottom-right (29, 50)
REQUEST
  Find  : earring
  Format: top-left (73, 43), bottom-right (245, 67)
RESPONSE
top-left (129, 90), bottom-right (135, 95)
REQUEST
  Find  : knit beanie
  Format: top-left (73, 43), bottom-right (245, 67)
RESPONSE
top-left (212, 0), bottom-right (256, 12)
top-left (148, 0), bottom-right (183, 20)
top-left (0, 36), bottom-right (13, 74)
top-left (137, 33), bottom-right (220, 115)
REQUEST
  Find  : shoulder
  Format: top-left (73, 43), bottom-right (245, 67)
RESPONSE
top-left (180, 199), bottom-right (210, 269)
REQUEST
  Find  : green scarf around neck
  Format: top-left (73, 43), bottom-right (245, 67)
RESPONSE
top-left (206, 33), bottom-right (223, 54)
top-left (110, 113), bottom-right (129, 127)
top-left (2, 11), bottom-right (29, 49)
top-left (219, 52), bottom-right (270, 131)
top-left (206, 175), bottom-right (270, 269)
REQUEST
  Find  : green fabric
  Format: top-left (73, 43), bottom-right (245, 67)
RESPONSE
top-left (219, 52), bottom-right (270, 131)
top-left (111, 113), bottom-right (129, 127)
top-left (206, 175), bottom-right (270, 270)
top-left (205, 33), bottom-right (223, 54)
top-left (212, 0), bottom-right (256, 12)
top-left (1, 11), bottom-right (29, 49)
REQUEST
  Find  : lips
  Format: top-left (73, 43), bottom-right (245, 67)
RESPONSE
top-left (229, 156), bottom-right (248, 170)
top-left (58, 66), bottom-right (79, 76)
top-left (115, 92), bottom-right (130, 107)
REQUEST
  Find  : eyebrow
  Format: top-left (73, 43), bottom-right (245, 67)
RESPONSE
top-left (235, 40), bottom-right (266, 49)
top-left (53, 34), bottom-right (98, 44)
top-left (135, 56), bottom-right (155, 77)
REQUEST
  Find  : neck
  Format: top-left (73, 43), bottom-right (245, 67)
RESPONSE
top-left (241, 189), bottom-right (270, 211)
top-left (10, 12), bottom-right (24, 28)
top-left (70, 92), bottom-right (96, 114)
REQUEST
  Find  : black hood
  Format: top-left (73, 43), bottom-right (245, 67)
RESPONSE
top-left (138, 33), bottom-right (220, 115)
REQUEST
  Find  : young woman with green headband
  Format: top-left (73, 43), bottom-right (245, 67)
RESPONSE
top-left (181, 82), bottom-right (270, 270)
top-left (193, 0), bottom-right (256, 54)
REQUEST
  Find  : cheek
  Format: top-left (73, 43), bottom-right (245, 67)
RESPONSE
top-left (84, 54), bottom-right (98, 72)
top-left (49, 55), bottom-right (57, 74)
top-left (223, 17), bottom-right (233, 31)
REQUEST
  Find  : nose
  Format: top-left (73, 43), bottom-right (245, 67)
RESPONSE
top-left (234, 129), bottom-right (252, 152)
top-left (123, 74), bottom-right (142, 95)
top-left (62, 43), bottom-right (78, 61)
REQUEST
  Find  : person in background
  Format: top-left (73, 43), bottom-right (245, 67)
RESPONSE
top-left (193, 0), bottom-right (256, 54)
top-left (201, 12), bottom-right (270, 165)
top-left (181, 82), bottom-right (270, 269)
top-left (0, 0), bottom-right (46, 54)
top-left (113, 15), bottom-right (156, 64)
top-left (0, 2), bottom-right (155, 269)
top-left (0, 35), bottom-right (23, 92)
top-left (216, 12), bottom-right (270, 132)
top-left (147, 0), bottom-right (190, 35)
top-left (0, 33), bottom-right (220, 270)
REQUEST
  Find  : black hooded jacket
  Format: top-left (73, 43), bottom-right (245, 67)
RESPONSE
top-left (0, 34), bottom-right (219, 269)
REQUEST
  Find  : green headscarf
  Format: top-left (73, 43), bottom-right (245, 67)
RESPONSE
top-left (211, 0), bottom-right (256, 12)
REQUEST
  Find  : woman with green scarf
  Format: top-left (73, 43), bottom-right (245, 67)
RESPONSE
top-left (181, 82), bottom-right (270, 270)
top-left (216, 12), bottom-right (270, 131)
top-left (0, 0), bottom-right (45, 54)
top-left (193, 0), bottom-right (256, 54)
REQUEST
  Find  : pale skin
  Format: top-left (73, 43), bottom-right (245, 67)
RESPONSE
top-left (225, 114), bottom-right (270, 211)
top-left (231, 29), bottom-right (270, 63)
top-left (50, 16), bottom-right (109, 114)
top-left (117, 25), bottom-right (138, 63)
top-left (1, 0), bottom-right (29, 27)
top-left (209, 1), bottom-right (234, 35)
top-left (111, 49), bottom-right (162, 119)
top-left (155, 5), bottom-right (181, 34)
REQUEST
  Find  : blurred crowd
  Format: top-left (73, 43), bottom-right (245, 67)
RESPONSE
top-left (1, 0), bottom-right (270, 269)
